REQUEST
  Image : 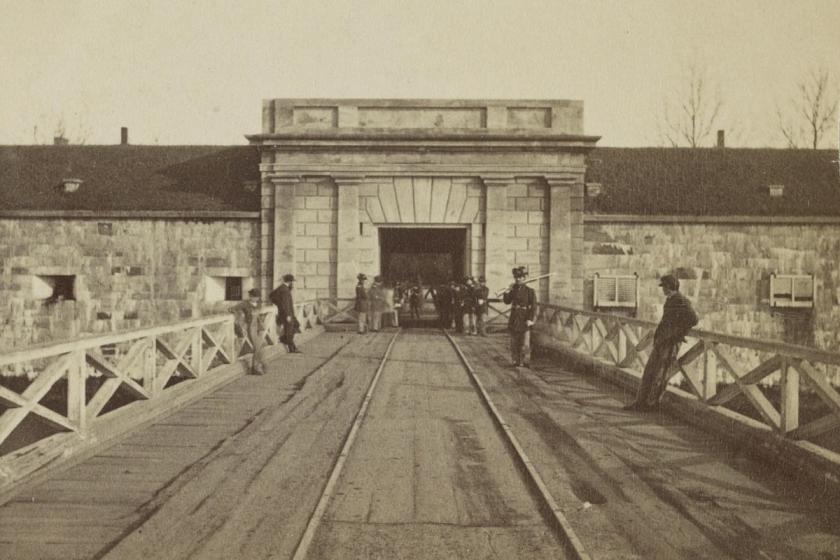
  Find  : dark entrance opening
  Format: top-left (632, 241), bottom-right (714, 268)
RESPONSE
top-left (379, 227), bottom-right (467, 328)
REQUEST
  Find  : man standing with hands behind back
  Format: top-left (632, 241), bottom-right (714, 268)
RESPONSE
top-left (502, 266), bottom-right (536, 368)
top-left (270, 273), bottom-right (300, 354)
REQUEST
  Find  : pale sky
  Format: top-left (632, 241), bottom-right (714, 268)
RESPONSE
top-left (1, 0), bottom-right (839, 147)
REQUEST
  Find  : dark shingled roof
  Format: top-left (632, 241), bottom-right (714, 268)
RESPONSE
top-left (0, 145), bottom-right (260, 212)
top-left (585, 148), bottom-right (840, 216)
top-left (3, 144), bottom-right (839, 216)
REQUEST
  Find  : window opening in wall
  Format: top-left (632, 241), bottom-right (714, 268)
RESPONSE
top-left (205, 276), bottom-right (251, 303)
top-left (593, 273), bottom-right (638, 309)
top-left (34, 275), bottom-right (76, 305)
top-left (770, 273), bottom-right (814, 308)
top-left (225, 277), bottom-right (243, 301)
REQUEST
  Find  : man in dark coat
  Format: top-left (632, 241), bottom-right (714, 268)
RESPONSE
top-left (450, 279), bottom-right (467, 333)
top-left (354, 273), bottom-right (368, 334)
top-left (502, 266), bottom-right (536, 367)
top-left (625, 274), bottom-right (699, 411)
top-left (463, 277), bottom-right (478, 335)
top-left (269, 273), bottom-right (300, 353)
top-left (474, 276), bottom-right (490, 337)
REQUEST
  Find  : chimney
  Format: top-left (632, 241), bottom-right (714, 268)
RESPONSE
top-left (53, 136), bottom-right (69, 146)
top-left (717, 130), bottom-right (725, 148)
top-left (121, 127), bottom-right (128, 145)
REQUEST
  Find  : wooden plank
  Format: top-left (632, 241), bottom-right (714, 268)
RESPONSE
top-left (86, 378), bottom-right (123, 421)
top-left (779, 358), bottom-right (799, 433)
top-left (790, 412), bottom-right (840, 440)
top-left (86, 352), bottom-right (150, 400)
top-left (795, 359), bottom-right (840, 417)
top-left (711, 345), bottom-right (780, 429)
top-left (0, 314), bottom-right (233, 367)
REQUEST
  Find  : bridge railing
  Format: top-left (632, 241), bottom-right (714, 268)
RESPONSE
top-left (0, 299), bottom-right (329, 487)
top-left (534, 303), bottom-right (840, 453)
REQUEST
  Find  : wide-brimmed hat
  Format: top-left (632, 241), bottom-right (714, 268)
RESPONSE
top-left (658, 274), bottom-right (679, 291)
top-left (282, 273), bottom-right (296, 282)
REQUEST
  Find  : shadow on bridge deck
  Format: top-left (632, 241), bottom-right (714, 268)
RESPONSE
top-left (1, 330), bottom-right (838, 559)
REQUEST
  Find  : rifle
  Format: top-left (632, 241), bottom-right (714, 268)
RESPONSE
top-left (494, 272), bottom-right (553, 297)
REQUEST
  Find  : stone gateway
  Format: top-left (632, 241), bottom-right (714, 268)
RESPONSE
top-left (247, 99), bottom-right (599, 304)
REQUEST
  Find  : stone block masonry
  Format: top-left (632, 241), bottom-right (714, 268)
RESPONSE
top-left (0, 218), bottom-right (258, 352)
top-left (584, 220), bottom-right (840, 353)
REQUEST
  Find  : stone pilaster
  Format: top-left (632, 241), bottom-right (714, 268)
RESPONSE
top-left (546, 174), bottom-right (576, 305)
top-left (271, 175), bottom-right (299, 289)
top-left (481, 176), bottom-right (513, 293)
top-left (259, 178), bottom-right (274, 298)
top-left (334, 175), bottom-right (364, 299)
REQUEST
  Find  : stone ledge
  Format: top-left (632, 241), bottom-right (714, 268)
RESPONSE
top-left (533, 331), bottom-right (840, 498)
top-left (0, 210), bottom-right (259, 220)
top-left (585, 213), bottom-right (840, 225)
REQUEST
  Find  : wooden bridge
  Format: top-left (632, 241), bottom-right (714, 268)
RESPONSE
top-left (1, 300), bottom-right (840, 559)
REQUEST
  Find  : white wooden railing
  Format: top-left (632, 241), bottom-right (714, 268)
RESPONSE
top-left (0, 299), bottom-right (328, 488)
top-left (534, 304), bottom-right (840, 450)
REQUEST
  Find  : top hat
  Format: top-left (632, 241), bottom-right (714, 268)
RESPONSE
top-left (658, 274), bottom-right (680, 291)
top-left (282, 273), bottom-right (296, 282)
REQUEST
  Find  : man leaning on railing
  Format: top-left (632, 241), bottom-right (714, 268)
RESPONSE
top-left (624, 274), bottom-right (699, 411)
top-left (229, 288), bottom-right (267, 375)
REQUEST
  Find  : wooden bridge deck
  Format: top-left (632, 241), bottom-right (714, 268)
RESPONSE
top-left (1, 330), bottom-right (839, 559)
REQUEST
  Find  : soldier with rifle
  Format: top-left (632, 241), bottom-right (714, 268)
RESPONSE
top-left (501, 266), bottom-right (536, 367)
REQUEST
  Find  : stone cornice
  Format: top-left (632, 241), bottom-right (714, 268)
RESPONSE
top-left (260, 163), bottom-right (586, 177)
top-left (0, 210), bottom-right (259, 220)
top-left (584, 214), bottom-right (840, 225)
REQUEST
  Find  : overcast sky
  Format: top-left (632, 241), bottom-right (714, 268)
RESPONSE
top-left (1, 0), bottom-right (839, 147)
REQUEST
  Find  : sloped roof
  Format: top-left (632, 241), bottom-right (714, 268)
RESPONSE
top-left (0, 145), bottom-right (260, 212)
top-left (585, 148), bottom-right (840, 216)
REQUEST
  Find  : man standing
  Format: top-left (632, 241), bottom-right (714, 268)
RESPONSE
top-left (625, 274), bottom-right (699, 411)
top-left (474, 276), bottom-right (490, 337)
top-left (451, 279), bottom-right (465, 333)
top-left (463, 277), bottom-right (478, 335)
top-left (409, 284), bottom-right (422, 321)
top-left (502, 266), bottom-right (536, 367)
top-left (269, 273), bottom-right (300, 353)
top-left (229, 288), bottom-right (266, 375)
top-left (369, 275), bottom-right (385, 332)
top-left (354, 273), bottom-right (368, 334)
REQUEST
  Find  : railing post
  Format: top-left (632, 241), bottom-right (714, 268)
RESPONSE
top-left (145, 335), bottom-right (157, 395)
top-left (780, 357), bottom-right (799, 434)
top-left (702, 342), bottom-right (717, 401)
top-left (226, 319), bottom-right (236, 364)
top-left (192, 327), bottom-right (203, 376)
top-left (67, 349), bottom-right (87, 435)
top-left (618, 322), bottom-right (627, 364)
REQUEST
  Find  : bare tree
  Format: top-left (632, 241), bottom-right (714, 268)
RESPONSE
top-left (777, 68), bottom-right (838, 149)
top-left (658, 62), bottom-right (723, 147)
top-left (32, 113), bottom-right (91, 145)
